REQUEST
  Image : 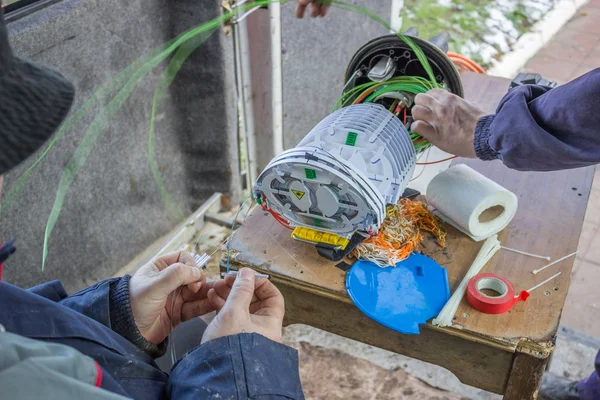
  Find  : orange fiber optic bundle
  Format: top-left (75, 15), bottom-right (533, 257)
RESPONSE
top-left (447, 52), bottom-right (485, 74)
top-left (353, 199), bottom-right (446, 267)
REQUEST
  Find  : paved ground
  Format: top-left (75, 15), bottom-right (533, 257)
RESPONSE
top-left (562, 168), bottom-right (600, 336)
top-left (524, 0), bottom-right (600, 84)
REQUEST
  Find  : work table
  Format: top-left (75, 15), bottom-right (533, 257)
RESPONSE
top-left (223, 72), bottom-right (594, 399)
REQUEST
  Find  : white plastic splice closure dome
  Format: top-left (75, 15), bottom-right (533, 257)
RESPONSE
top-left (254, 103), bottom-right (416, 238)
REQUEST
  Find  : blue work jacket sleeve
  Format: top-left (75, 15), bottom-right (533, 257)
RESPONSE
top-left (168, 333), bottom-right (305, 400)
top-left (29, 278), bottom-right (120, 328)
top-left (31, 276), bottom-right (166, 358)
top-left (474, 68), bottom-right (600, 171)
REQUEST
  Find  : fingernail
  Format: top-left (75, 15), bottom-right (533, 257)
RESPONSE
top-left (193, 268), bottom-right (202, 279)
top-left (239, 268), bottom-right (253, 279)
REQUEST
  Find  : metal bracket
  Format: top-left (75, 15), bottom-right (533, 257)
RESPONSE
top-left (221, 0), bottom-right (234, 36)
top-left (222, 0), bottom-right (266, 33)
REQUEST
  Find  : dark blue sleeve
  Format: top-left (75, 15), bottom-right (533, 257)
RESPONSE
top-left (168, 333), bottom-right (305, 399)
top-left (57, 278), bottom-right (121, 328)
top-left (474, 68), bottom-right (600, 171)
top-left (56, 276), bottom-right (167, 358)
top-left (28, 280), bottom-right (69, 302)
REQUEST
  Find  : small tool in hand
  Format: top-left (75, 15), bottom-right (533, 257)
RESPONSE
top-left (192, 253), bottom-right (211, 269)
top-left (221, 271), bottom-right (270, 280)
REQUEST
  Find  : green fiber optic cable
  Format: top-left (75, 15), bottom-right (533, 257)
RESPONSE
top-left (333, 75), bottom-right (437, 111)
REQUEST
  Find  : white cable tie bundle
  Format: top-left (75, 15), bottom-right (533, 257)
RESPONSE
top-left (433, 234), bottom-right (502, 327)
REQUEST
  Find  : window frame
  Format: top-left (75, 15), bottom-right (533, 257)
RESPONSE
top-left (5, 0), bottom-right (38, 13)
top-left (4, 0), bottom-right (60, 22)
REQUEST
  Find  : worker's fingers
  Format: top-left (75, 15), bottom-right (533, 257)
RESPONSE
top-left (411, 120), bottom-right (438, 141)
top-left (249, 301), bottom-right (263, 314)
top-left (207, 288), bottom-right (226, 312)
top-left (154, 251), bottom-right (195, 271)
top-left (167, 291), bottom-right (185, 327)
top-left (321, 4), bottom-right (331, 17)
top-left (182, 279), bottom-right (215, 302)
top-left (250, 295), bottom-right (285, 319)
top-left (186, 277), bottom-right (203, 294)
top-left (296, 0), bottom-right (311, 18)
top-left (252, 281), bottom-right (285, 319)
top-left (414, 93), bottom-right (440, 111)
top-left (212, 279), bottom-right (278, 315)
top-left (222, 274), bottom-right (236, 287)
top-left (213, 277), bottom-right (260, 305)
top-left (212, 279), bottom-right (233, 302)
top-left (155, 262), bottom-right (203, 296)
top-left (254, 279), bottom-right (281, 302)
top-left (222, 268), bottom-right (256, 313)
top-left (181, 298), bottom-right (216, 321)
top-left (426, 88), bottom-right (450, 100)
top-left (411, 105), bottom-right (435, 124)
top-left (310, 2), bottom-right (321, 17)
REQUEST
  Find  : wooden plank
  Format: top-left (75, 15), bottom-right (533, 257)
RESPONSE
top-left (503, 350), bottom-right (549, 399)
top-left (276, 277), bottom-right (513, 394)
top-left (227, 72), bottom-right (594, 351)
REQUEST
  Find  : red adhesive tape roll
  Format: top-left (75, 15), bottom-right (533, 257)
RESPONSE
top-left (467, 273), bottom-right (530, 314)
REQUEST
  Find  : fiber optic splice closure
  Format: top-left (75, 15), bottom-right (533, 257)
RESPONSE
top-left (254, 31), bottom-right (463, 261)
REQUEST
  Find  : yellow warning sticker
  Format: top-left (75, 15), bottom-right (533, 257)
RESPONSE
top-left (292, 190), bottom-right (306, 200)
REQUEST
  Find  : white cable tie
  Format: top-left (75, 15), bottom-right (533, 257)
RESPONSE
top-left (234, 5), bottom-right (262, 23)
top-left (221, 271), bottom-right (270, 280)
top-left (526, 272), bottom-right (562, 293)
top-left (501, 246), bottom-right (551, 261)
top-left (532, 252), bottom-right (577, 275)
top-left (192, 252), bottom-right (211, 269)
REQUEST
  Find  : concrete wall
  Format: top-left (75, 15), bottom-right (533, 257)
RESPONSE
top-left (281, 1), bottom-right (392, 148)
top-left (2, 0), bottom-right (240, 292)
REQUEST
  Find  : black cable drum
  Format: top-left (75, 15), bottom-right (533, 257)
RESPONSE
top-left (344, 33), bottom-right (464, 98)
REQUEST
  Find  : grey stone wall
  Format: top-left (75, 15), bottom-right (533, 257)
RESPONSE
top-left (2, 0), bottom-right (240, 292)
top-left (281, 0), bottom-right (391, 148)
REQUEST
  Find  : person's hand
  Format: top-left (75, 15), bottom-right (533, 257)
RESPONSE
top-left (411, 88), bottom-right (487, 158)
top-left (129, 251), bottom-right (217, 344)
top-left (296, 0), bottom-right (330, 18)
top-left (202, 268), bottom-right (285, 344)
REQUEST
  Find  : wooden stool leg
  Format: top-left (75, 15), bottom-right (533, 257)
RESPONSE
top-left (504, 351), bottom-right (549, 399)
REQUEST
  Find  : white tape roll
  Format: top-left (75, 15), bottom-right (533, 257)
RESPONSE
top-left (426, 164), bottom-right (518, 241)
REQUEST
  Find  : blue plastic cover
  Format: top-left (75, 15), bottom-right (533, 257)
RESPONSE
top-left (346, 253), bottom-right (450, 334)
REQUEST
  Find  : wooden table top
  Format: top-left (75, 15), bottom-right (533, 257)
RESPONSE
top-left (227, 72), bottom-right (595, 352)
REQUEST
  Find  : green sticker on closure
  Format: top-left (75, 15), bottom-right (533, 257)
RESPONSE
top-left (305, 168), bottom-right (316, 179)
top-left (346, 132), bottom-right (358, 146)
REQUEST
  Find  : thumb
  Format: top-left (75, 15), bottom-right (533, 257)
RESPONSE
top-left (156, 263), bottom-right (202, 295)
top-left (222, 268), bottom-right (256, 312)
